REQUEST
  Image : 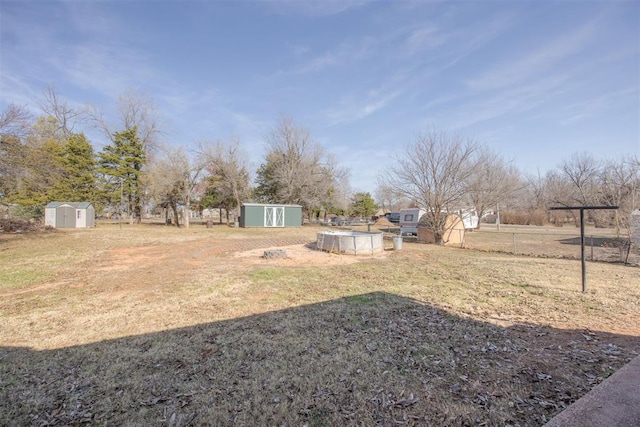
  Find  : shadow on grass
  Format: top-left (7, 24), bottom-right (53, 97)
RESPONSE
top-left (1, 292), bottom-right (638, 426)
top-left (557, 236), bottom-right (627, 247)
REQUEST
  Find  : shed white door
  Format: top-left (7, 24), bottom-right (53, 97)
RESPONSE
top-left (75, 209), bottom-right (85, 227)
top-left (264, 206), bottom-right (285, 227)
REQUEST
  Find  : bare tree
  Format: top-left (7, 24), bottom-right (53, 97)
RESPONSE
top-left (145, 146), bottom-right (204, 228)
top-left (379, 129), bottom-right (480, 244)
top-left (37, 84), bottom-right (87, 137)
top-left (199, 137), bottom-right (251, 224)
top-left (466, 147), bottom-right (522, 229)
top-left (544, 169), bottom-right (577, 225)
top-left (546, 152), bottom-right (603, 226)
top-left (315, 152), bottom-right (350, 217)
top-left (255, 116), bottom-right (347, 218)
top-left (1, 104), bottom-right (33, 200)
top-left (90, 89), bottom-right (162, 152)
top-left (559, 152), bottom-right (601, 205)
top-left (374, 183), bottom-right (402, 214)
top-left (520, 170), bottom-right (549, 225)
top-left (0, 103), bottom-right (32, 139)
top-left (597, 155), bottom-right (639, 262)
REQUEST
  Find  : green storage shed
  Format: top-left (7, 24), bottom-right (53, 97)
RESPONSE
top-left (240, 203), bottom-right (303, 228)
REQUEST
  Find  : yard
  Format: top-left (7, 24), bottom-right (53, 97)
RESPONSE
top-left (1, 222), bottom-right (639, 426)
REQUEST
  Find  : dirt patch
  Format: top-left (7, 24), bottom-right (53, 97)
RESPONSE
top-left (0, 280), bottom-right (72, 298)
top-left (375, 217), bottom-right (395, 227)
top-left (234, 243), bottom-right (390, 266)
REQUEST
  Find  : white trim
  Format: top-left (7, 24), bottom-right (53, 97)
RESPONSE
top-left (264, 206), bottom-right (285, 227)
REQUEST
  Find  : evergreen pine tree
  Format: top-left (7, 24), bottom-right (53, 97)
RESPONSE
top-left (97, 128), bottom-right (145, 222)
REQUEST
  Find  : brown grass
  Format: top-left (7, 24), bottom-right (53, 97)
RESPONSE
top-left (465, 224), bottom-right (638, 265)
top-left (1, 222), bottom-right (639, 426)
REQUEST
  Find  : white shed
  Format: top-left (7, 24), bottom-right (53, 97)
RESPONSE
top-left (45, 202), bottom-right (95, 228)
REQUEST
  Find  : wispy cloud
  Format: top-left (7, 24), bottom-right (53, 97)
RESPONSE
top-left (0, 73), bottom-right (40, 109)
top-left (557, 87), bottom-right (639, 125)
top-left (289, 10), bottom-right (507, 76)
top-left (157, 88), bottom-right (220, 116)
top-left (466, 19), bottom-right (599, 91)
top-left (264, 0), bottom-right (371, 17)
top-left (398, 11), bottom-right (515, 64)
top-left (288, 43), bottom-right (311, 56)
top-left (326, 86), bottom-right (403, 125)
top-left (296, 37), bottom-right (378, 73)
top-left (404, 25), bottom-right (449, 53)
top-left (434, 74), bottom-right (571, 129)
top-left (1, 2), bottom-right (151, 101)
top-left (53, 43), bottom-right (154, 97)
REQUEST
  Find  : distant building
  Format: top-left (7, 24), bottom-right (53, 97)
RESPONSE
top-left (240, 203), bottom-right (302, 228)
top-left (417, 213), bottom-right (466, 246)
top-left (45, 202), bottom-right (95, 228)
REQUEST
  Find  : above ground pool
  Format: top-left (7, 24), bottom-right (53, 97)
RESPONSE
top-left (316, 230), bottom-right (384, 255)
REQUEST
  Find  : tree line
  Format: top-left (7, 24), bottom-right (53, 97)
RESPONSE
top-left (0, 88), bottom-right (358, 227)
top-left (1, 88), bottom-right (637, 242)
top-left (376, 129), bottom-right (638, 245)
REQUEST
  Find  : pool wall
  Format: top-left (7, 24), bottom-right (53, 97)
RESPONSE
top-left (316, 230), bottom-right (384, 255)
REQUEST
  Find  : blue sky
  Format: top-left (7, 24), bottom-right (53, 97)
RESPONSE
top-left (1, 0), bottom-right (639, 194)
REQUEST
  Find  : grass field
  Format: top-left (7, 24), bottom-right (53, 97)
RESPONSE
top-left (1, 222), bottom-right (639, 426)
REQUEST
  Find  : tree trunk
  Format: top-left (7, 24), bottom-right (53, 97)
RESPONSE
top-left (135, 204), bottom-right (142, 224)
top-left (434, 231), bottom-right (444, 245)
top-left (235, 195), bottom-right (241, 225)
top-left (171, 201), bottom-right (180, 227)
top-left (184, 193), bottom-right (190, 229)
top-left (128, 194), bottom-right (134, 225)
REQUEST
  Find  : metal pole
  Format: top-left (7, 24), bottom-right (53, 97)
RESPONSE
top-left (580, 208), bottom-right (586, 293)
top-left (548, 205), bottom-right (618, 293)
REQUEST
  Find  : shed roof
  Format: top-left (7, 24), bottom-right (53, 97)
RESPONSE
top-left (242, 203), bottom-right (302, 208)
top-left (45, 202), bottom-right (93, 209)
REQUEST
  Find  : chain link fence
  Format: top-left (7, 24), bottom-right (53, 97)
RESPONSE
top-left (464, 226), bottom-right (639, 266)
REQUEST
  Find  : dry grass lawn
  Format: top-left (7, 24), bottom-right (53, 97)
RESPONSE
top-left (1, 222), bottom-right (639, 426)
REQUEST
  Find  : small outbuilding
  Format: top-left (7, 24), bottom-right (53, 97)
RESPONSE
top-left (240, 203), bottom-right (302, 228)
top-left (417, 213), bottom-right (466, 246)
top-left (45, 202), bottom-right (95, 228)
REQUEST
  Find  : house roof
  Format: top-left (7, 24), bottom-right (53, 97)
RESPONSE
top-left (45, 202), bottom-right (93, 209)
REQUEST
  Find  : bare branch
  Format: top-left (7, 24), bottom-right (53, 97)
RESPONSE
top-left (256, 115), bottom-right (347, 215)
top-left (117, 89), bottom-right (162, 151)
top-left (88, 89), bottom-right (163, 152)
top-left (36, 84), bottom-right (87, 137)
top-left (381, 129), bottom-right (481, 243)
top-left (0, 103), bottom-right (32, 138)
top-left (198, 137), bottom-right (252, 221)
